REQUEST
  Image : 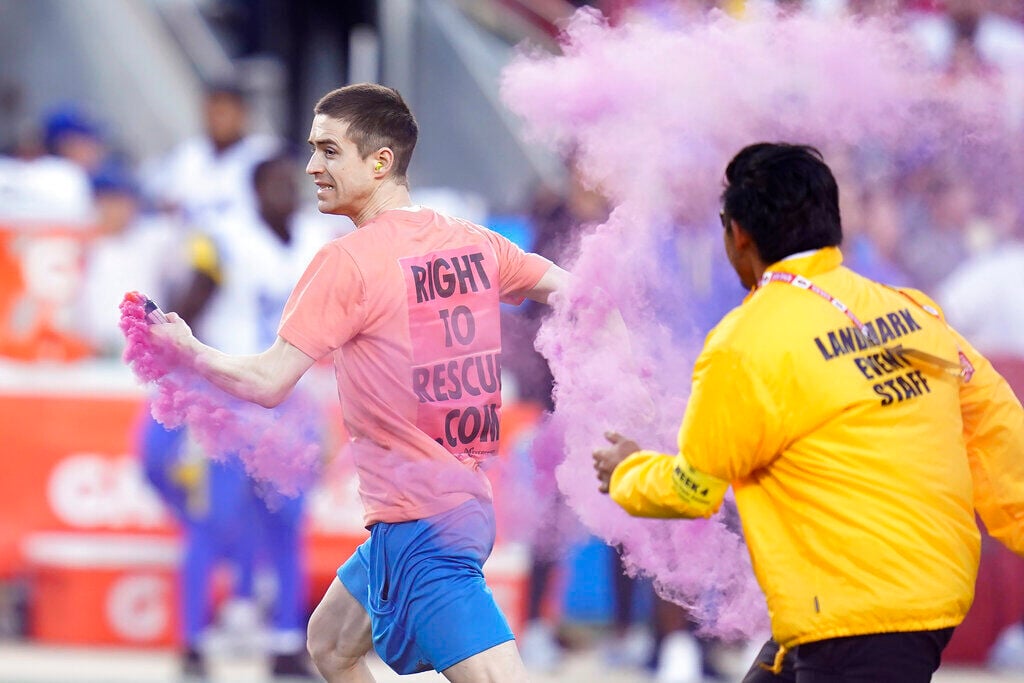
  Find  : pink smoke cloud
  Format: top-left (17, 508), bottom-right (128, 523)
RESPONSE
top-left (500, 4), bottom-right (1010, 640)
top-left (120, 292), bottom-right (321, 499)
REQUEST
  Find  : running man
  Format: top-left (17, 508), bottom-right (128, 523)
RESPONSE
top-left (153, 83), bottom-right (569, 682)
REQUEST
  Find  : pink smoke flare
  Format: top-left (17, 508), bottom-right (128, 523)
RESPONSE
top-left (120, 292), bottom-right (321, 498)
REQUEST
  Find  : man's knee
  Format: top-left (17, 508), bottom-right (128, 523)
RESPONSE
top-left (307, 579), bottom-right (373, 672)
top-left (306, 608), bottom-right (342, 666)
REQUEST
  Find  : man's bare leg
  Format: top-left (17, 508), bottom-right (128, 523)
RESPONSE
top-left (307, 578), bottom-right (375, 683)
top-left (441, 640), bottom-right (529, 683)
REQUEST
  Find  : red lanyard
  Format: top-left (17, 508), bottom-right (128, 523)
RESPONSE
top-left (759, 271), bottom-right (880, 346)
top-left (759, 270), bottom-right (975, 382)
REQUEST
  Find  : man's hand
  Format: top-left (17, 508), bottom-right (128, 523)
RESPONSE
top-left (593, 431), bottom-right (641, 494)
top-left (149, 312), bottom-right (198, 357)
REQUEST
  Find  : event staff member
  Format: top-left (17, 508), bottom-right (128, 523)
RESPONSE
top-left (593, 142), bottom-right (1024, 683)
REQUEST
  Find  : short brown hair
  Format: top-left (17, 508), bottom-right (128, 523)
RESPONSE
top-left (314, 83), bottom-right (418, 182)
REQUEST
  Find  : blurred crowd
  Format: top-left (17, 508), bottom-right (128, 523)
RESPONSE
top-left (2, 1), bottom-right (1024, 682)
top-left (0, 3), bottom-right (1016, 339)
top-left (0, 79), bottom-right (353, 363)
top-left (0, 80), bottom-right (354, 680)
top-left (3, 0), bottom-right (1022, 361)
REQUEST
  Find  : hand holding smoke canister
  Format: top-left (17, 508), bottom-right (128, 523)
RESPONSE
top-left (143, 297), bottom-right (170, 325)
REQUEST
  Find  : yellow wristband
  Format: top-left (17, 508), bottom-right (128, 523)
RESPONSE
top-left (671, 458), bottom-right (729, 515)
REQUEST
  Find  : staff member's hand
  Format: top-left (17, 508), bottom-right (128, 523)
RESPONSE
top-left (593, 431), bottom-right (640, 494)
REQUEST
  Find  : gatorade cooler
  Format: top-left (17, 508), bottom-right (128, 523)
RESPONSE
top-left (23, 532), bottom-right (181, 647)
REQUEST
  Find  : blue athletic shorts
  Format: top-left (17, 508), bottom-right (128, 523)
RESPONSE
top-left (337, 498), bottom-right (514, 674)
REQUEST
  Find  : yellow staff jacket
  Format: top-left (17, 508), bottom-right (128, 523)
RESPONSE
top-left (610, 247), bottom-right (1024, 649)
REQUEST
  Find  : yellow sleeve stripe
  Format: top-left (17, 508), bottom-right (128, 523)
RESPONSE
top-left (609, 450), bottom-right (729, 519)
top-left (670, 457), bottom-right (730, 514)
top-left (187, 234), bottom-right (222, 284)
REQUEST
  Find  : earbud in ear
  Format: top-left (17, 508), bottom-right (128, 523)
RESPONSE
top-left (375, 162), bottom-right (384, 171)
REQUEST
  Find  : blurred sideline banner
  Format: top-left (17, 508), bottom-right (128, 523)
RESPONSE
top-left (0, 222), bottom-right (95, 362)
top-left (0, 361), bottom-right (527, 647)
top-left (0, 363), bottom-right (164, 578)
top-left (0, 362), bottom-right (180, 645)
top-left (946, 531), bottom-right (1024, 663)
top-left (10, 333), bottom-right (1022, 658)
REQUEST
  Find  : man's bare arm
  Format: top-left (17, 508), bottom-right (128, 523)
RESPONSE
top-left (152, 313), bottom-right (316, 408)
top-left (524, 264), bottom-right (571, 304)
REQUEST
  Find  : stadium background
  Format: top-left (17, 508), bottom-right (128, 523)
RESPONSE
top-left (3, 0), bottom-right (1024, 681)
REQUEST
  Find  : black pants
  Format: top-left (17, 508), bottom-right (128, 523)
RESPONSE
top-left (741, 629), bottom-right (954, 683)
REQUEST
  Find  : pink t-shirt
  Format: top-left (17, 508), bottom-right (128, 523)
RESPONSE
top-left (279, 207), bottom-right (551, 525)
